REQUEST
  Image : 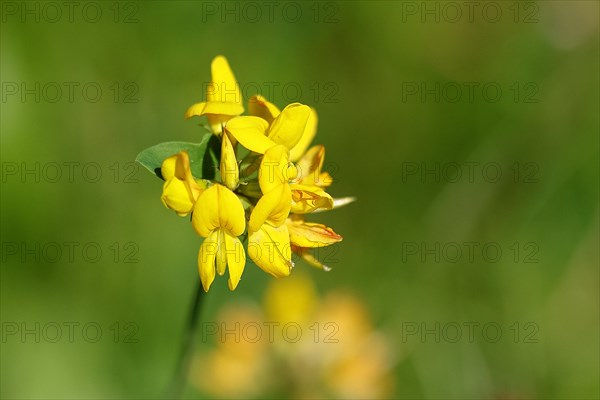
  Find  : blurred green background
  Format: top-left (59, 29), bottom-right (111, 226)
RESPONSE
top-left (1, 1), bottom-right (598, 398)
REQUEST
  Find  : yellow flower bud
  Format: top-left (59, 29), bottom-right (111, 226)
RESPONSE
top-left (220, 132), bottom-right (239, 190)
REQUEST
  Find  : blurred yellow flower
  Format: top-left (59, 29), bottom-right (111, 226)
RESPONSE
top-left (191, 274), bottom-right (396, 398)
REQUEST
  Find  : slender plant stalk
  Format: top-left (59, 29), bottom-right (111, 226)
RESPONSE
top-left (167, 279), bottom-right (204, 399)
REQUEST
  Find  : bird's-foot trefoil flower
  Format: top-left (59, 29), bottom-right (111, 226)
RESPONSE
top-left (192, 184), bottom-right (246, 291)
top-left (136, 55), bottom-right (354, 291)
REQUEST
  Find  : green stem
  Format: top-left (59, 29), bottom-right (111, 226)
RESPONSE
top-left (167, 279), bottom-right (205, 399)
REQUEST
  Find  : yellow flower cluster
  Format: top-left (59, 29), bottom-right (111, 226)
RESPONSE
top-left (191, 274), bottom-right (396, 398)
top-left (161, 56), bottom-right (353, 291)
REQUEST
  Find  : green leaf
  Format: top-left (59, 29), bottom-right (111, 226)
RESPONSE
top-left (135, 133), bottom-right (221, 180)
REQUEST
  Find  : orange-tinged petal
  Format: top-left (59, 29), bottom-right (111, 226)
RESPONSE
top-left (287, 219), bottom-right (343, 248)
top-left (289, 108), bottom-right (318, 162)
top-left (248, 95), bottom-right (280, 123)
top-left (192, 184), bottom-right (246, 237)
top-left (290, 184), bottom-right (334, 214)
top-left (248, 224), bottom-right (292, 278)
top-left (267, 103), bottom-right (311, 150)
top-left (225, 116), bottom-right (275, 154)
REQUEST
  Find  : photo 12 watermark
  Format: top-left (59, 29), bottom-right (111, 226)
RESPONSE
top-left (400, 321), bottom-right (540, 343)
top-left (1, 161), bottom-right (140, 184)
top-left (1, 241), bottom-right (140, 264)
top-left (195, 81), bottom-right (340, 105)
top-left (1, 82), bottom-right (139, 104)
top-left (399, 2), bottom-right (539, 24)
top-left (1, 321), bottom-right (140, 343)
top-left (401, 162), bottom-right (540, 184)
top-left (1, 2), bottom-right (140, 24)
top-left (199, 1), bottom-right (340, 24)
top-left (400, 241), bottom-right (540, 264)
top-left (201, 321), bottom-right (339, 344)
top-left (400, 82), bottom-right (540, 104)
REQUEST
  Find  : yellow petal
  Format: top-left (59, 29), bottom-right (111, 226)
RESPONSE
top-left (267, 103), bottom-right (311, 150)
top-left (287, 218), bottom-right (343, 248)
top-left (185, 103), bottom-right (244, 135)
top-left (160, 152), bottom-right (204, 215)
top-left (249, 183), bottom-right (292, 232)
top-left (224, 233), bottom-right (246, 290)
top-left (220, 132), bottom-right (239, 190)
top-left (317, 172), bottom-right (333, 187)
top-left (198, 231), bottom-right (218, 291)
top-left (258, 145), bottom-right (292, 194)
top-left (184, 102), bottom-right (207, 119)
top-left (290, 184), bottom-right (334, 214)
top-left (180, 152), bottom-right (201, 189)
top-left (225, 116), bottom-right (275, 154)
top-left (187, 102), bottom-right (244, 118)
top-left (161, 178), bottom-right (195, 215)
top-left (192, 184), bottom-right (246, 237)
top-left (248, 95), bottom-right (281, 123)
top-left (248, 224), bottom-right (292, 278)
top-left (161, 151), bottom-right (202, 190)
top-left (289, 108), bottom-right (318, 162)
top-left (185, 56), bottom-right (244, 135)
top-left (161, 151), bottom-right (191, 181)
top-left (216, 229), bottom-right (227, 276)
top-left (161, 154), bottom-right (178, 181)
top-left (207, 55), bottom-right (242, 106)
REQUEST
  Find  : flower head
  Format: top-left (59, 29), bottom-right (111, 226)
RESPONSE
top-left (139, 55), bottom-right (354, 291)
